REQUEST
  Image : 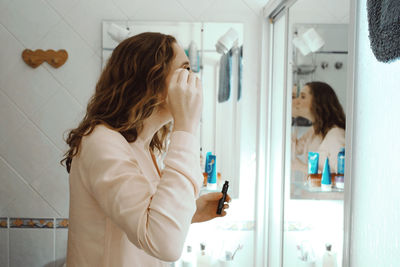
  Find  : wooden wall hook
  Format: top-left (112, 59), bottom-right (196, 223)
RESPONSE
top-left (22, 49), bottom-right (68, 68)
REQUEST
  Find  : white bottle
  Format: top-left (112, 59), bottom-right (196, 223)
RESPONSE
top-left (322, 244), bottom-right (337, 267)
top-left (197, 243), bottom-right (211, 267)
top-left (182, 245), bottom-right (197, 267)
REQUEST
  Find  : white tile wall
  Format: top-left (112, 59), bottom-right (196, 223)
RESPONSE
top-left (0, 0), bottom-right (61, 48)
top-left (0, 0), bottom-right (268, 266)
top-left (9, 228), bottom-right (54, 267)
top-left (0, 229), bottom-right (8, 266)
top-left (0, 91), bottom-right (28, 148)
top-left (175, 0), bottom-right (217, 20)
top-left (44, 0), bottom-right (81, 15)
top-left (35, 19), bottom-right (101, 106)
top-left (30, 164), bottom-right (70, 217)
top-left (0, 158), bottom-right (32, 216)
top-left (0, 24), bottom-right (24, 82)
top-left (0, 119), bottom-right (62, 185)
top-left (0, 64), bottom-right (63, 118)
top-left (30, 89), bottom-right (83, 151)
top-left (290, 0), bottom-right (350, 24)
top-left (61, 0), bottom-right (129, 56)
top-left (55, 229), bottom-right (68, 267)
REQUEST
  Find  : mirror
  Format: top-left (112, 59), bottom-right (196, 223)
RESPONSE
top-left (284, 0), bottom-right (350, 266)
top-left (290, 23), bottom-right (348, 200)
top-left (102, 21), bottom-right (243, 198)
top-left (262, 0), bottom-right (351, 266)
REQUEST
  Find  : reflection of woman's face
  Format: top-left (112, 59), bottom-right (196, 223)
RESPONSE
top-left (293, 85), bottom-right (314, 121)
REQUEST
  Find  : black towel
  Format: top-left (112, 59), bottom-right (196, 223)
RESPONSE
top-left (367, 0), bottom-right (400, 62)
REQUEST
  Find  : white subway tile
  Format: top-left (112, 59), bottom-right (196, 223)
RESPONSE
top-left (125, 0), bottom-right (193, 21)
top-left (0, 0), bottom-right (61, 47)
top-left (112, 0), bottom-right (148, 18)
top-left (175, 0), bottom-right (216, 21)
top-left (198, 0), bottom-right (255, 22)
top-left (0, 63), bottom-right (63, 118)
top-left (0, 91), bottom-right (28, 148)
top-left (44, 0), bottom-right (81, 16)
top-left (9, 228), bottom-right (54, 267)
top-left (2, 184), bottom-right (58, 217)
top-left (35, 19), bottom-right (101, 106)
top-left (31, 164), bottom-right (69, 217)
top-left (0, 24), bottom-right (24, 82)
top-left (55, 229), bottom-right (68, 267)
top-left (0, 119), bottom-right (61, 185)
top-left (30, 88), bottom-right (83, 151)
top-left (62, 0), bottom-right (128, 56)
top-left (0, 158), bottom-right (31, 217)
top-left (240, 0), bottom-right (267, 16)
top-left (0, 228), bottom-right (8, 267)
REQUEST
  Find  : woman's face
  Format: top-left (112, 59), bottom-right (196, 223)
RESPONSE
top-left (293, 85), bottom-right (314, 121)
top-left (156, 42), bottom-right (191, 116)
top-left (165, 43), bottom-right (191, 86)
top-left (159, 43), bottom-right (191, 110)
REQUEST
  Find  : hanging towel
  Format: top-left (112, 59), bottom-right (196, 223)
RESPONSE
top-left (218, 50), bottom-right (232, 103)
top-left (367, 0), bottom-right (400, 62)
top-left (237, 45), bottom-right (243, 101)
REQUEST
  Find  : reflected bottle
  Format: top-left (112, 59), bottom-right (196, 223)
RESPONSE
top-left (307, 152), bottom-right (321, 190)
top-left (197, 243), bottom-right (211, 267)
top-left (182, 245), bottom-right (197, 267)
top-left (321, 157), bottom-right (332, 192)
top-left (322, 244), bottom-right (337, 267)
top-left (335, 148), bottom-right (345, 190)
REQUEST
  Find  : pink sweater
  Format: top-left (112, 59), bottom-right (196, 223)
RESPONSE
top-left (295, 126), bottom-right (345, 173)
top-left (66, 113), bottom-right (202, 266)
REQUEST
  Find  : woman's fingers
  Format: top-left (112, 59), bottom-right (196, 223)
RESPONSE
top-left (188, 72), bottom-right (196, 88)
top-left (202, 192), bottom-right (223, 200)
top-left (177, 68), bottom-right (189, 84)
top-left (195, 75), bottom-right (202, 90)
top-left (201, 192), bottom-right (231, 203)
top-left (167, 68), bottom-right (202, 134)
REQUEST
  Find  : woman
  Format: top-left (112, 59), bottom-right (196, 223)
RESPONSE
top-left (292, 81), bottom-right (346, 175)
top-left (61, 32), bottom-right (230, 266)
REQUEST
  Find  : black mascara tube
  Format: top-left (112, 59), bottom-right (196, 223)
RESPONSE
top-left (217, 181), bottom-right (229, 214)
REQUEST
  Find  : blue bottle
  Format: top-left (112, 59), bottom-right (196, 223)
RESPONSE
top-left (336, 148), bottom-right (345, 190)
top-left (321, 157), bottom-right (332, 192)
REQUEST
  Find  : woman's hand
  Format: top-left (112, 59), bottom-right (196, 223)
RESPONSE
top-left (191, 192), bottom-right (231, 223)
top-left (292, 157), bottom-right (307, 174)
top-left (166, 69), bottom-right (203, 135)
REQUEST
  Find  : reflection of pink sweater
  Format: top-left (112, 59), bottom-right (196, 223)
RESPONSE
top-left (295, 126), bottom-right (345, 173)
top-left (66, 115), bottom-right (202, 266)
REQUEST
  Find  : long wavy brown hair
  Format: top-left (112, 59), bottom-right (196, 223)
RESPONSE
top-left (61, 32), bottom-right (177, 173)
top-left (307, 81), bottom-right (346, 138)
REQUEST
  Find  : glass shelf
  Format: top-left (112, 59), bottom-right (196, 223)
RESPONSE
top-left (290, 181), bottom-right (344, 200)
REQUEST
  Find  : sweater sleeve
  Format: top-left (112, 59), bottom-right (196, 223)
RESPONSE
top-left (77, 129), bottom-right (202, 262)
top-left (317, 127), bottom-right (345, 173)
top-left (293, 128), bottom-right (313, 155)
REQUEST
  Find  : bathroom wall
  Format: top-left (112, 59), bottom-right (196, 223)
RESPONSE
top-left (350, 0), bottom-right (400, 266)
top-left (0, 0), bottom-right (265, 266)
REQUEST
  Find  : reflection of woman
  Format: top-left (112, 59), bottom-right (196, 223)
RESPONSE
top-left (61, 33), bottom-right (230, 266)
top-left (292, 81), bottom-right (345, 175)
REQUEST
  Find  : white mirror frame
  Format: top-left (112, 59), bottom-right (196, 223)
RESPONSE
top-left (255, 0), bottom-right (358, 266)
